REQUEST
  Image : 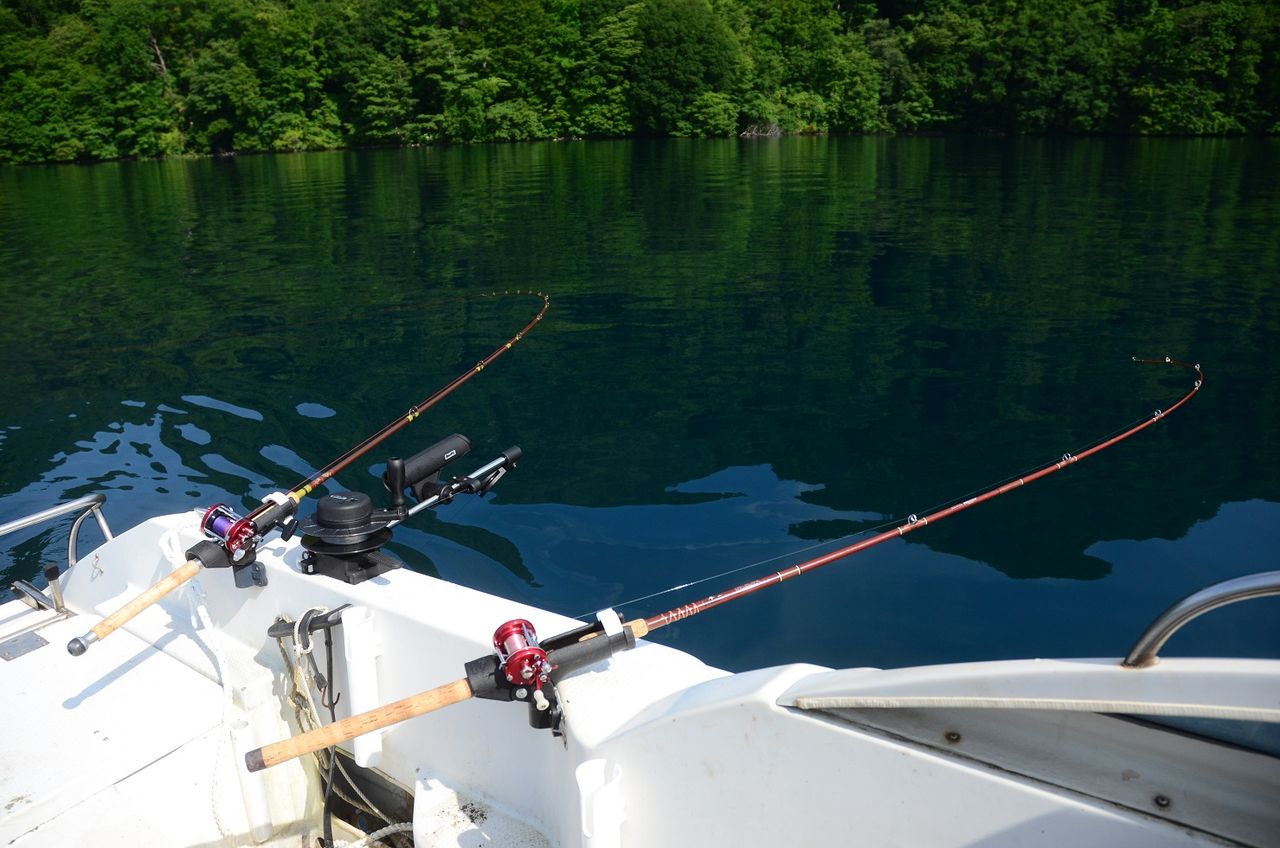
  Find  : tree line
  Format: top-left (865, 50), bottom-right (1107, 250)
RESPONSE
top-left (2, 0), bottom-right (1276, 164)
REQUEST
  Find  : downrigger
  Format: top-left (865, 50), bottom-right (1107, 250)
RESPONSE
top-left (294, 433), bottom-right (522, 585)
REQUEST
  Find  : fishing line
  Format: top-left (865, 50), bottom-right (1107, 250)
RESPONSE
top-left (579, 413), bottom-right (1157, 620)
top-left (575, 358), bottom-right (1200, 626)
top-left (574, 511), bottom-right (915, 620)
top-left (640, 357), bottom-right (1202, 633)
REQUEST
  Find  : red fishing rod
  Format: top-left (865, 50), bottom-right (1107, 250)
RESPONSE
top-left (642, 356), bottom-right (1201, 633)
top-left (68, 290), bottom-right (550, 656)
top-left (245, 356), bottom-right (1203, 772)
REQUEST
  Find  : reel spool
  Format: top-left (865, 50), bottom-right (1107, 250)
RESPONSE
top-left (492, 619), bottom-right (550, 687)
top-left (200, 504), bottom-right (256, 562)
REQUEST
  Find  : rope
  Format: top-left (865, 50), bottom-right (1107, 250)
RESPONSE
top-left (185, 576), bottom-right (233, 840)
top-left (272, 613), bottom-right (396, 829)
top-left (333, 821), bottom-right (416, 848)
top-left (163, 522), bottom-right (236, 840)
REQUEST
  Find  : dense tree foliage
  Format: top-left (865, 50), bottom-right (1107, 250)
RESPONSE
top-left (1, 0), bottom-right (1276, 162)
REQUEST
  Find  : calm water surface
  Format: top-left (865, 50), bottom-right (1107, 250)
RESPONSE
top-left (2, 137), bottom-right (1278, 671)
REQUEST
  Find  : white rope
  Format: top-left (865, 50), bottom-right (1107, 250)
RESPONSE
top-left (332, 756), bottom-right (393, 825)
top-left (160, 523), bottom-right (236, 839)
top-left (277, 610), bottom-right (395, 827)
top-left (333, 820), bottom-right (415, 848)
top-left (185, 567), bottom-right (234, 839)
top-left (295, 607), bottom-right (326, 657)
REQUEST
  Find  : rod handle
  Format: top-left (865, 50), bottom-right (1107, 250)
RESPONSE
top-left (578, 619), bottom-right (649, 642)
top-left (67, 559), bottom-right (202, 656)
top-left (245, 677), bottom-right (474, 772)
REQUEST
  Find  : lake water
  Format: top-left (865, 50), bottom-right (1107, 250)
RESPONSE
top-left (2, 137), bottom-right (1278, 672)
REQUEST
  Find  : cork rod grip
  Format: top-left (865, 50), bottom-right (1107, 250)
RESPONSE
top-left (245, 677), bottom-right (474, 772)
top-left (67, 559), bottom-right (202, 655)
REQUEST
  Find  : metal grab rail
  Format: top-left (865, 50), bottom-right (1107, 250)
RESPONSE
top-left (1, 493), bottom-right (114, 612)
top-left (1123, 571), bottom-right (1280, 668)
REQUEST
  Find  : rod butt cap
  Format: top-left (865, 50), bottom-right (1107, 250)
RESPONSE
top-left (67, 632), bottom-right (97, 656)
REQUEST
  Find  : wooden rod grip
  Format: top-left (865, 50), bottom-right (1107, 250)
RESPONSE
top-left (245, 677), bottom-right (474, 772)
top-left (578, 619), bottom-right (649, 641)
top-left (67, 559), bottom-right (202, 655)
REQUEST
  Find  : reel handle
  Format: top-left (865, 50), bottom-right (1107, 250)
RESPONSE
top-left (385, 457), bottom-right (406, 511)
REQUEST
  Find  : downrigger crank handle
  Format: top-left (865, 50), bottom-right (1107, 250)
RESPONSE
top-left (244, 609), bottom-right (644, 773)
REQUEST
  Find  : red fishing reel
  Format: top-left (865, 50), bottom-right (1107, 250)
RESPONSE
top-left (200, 504), bottom-right (257, 562)
top-left (467, 611), bottom-right (640, 732)
top-left (492, 619), bottom-right (550, 688)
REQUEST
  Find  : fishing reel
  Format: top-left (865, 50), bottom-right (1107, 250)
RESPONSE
top-left (466, 610), bottom-right (639, 734)
top-left (493, 619), bottom-right (552, 708)
top-left (200, 504), bottom-right (256, 561)
top-left (297, 434), bottom-right (522, 585)
top-left (186, 494), bottom-right (300, 589)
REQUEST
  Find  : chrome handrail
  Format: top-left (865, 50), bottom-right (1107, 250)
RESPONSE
top-left (1123, 571), bottom-right (1280, 668)
top-left (1, 493), bottom-right (114, 612)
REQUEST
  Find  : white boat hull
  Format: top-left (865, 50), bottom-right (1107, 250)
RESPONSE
top-left (2, 509), bottom-right (1277, 847)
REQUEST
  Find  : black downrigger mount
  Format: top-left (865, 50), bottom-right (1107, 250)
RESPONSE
top-left (298, 434), bottom-right (522, 585)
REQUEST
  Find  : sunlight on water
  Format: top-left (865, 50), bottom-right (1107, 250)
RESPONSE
top-left (295, 403), bottom-right (337, 419)
top-left (181, 395), bottom-right (265, 421)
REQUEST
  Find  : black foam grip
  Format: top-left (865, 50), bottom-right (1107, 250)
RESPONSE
top-left (397, 433), bottom-right (472, 489)
top-left (465, 653), bottom-right (515, 702)
top-left (547, 628), bottom-right (635, 682)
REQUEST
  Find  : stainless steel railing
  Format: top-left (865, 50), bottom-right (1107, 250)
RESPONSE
top-left (1124, 570), bottom-right (1280, 668)
top-left (1, 493), bottom-right (113, 612)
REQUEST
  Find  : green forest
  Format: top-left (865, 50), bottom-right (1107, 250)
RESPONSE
top-left (2, 0), bottom-right (1277, 163)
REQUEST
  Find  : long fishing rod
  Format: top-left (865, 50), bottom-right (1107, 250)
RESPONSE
top-left (277, 290), bottom-right (550, 506)
top-left (68, 290), bottom-right (550, 656)
top-left (640, 356), bottom-right (1201, 633)
top-left (245, 356), bottom-right (1203, 772)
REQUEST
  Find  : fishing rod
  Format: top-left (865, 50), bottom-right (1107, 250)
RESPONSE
top-left (244, 356), bottom-right (1203, 772)
top-left (67, 290), bottom-right (550, 656)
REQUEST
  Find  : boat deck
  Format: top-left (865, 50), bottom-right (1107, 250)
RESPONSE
top-left (0, 601), bottom-right (318, 847)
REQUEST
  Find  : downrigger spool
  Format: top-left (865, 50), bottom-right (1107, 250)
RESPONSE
top-left (298, 433), bottom-right (522, 585)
